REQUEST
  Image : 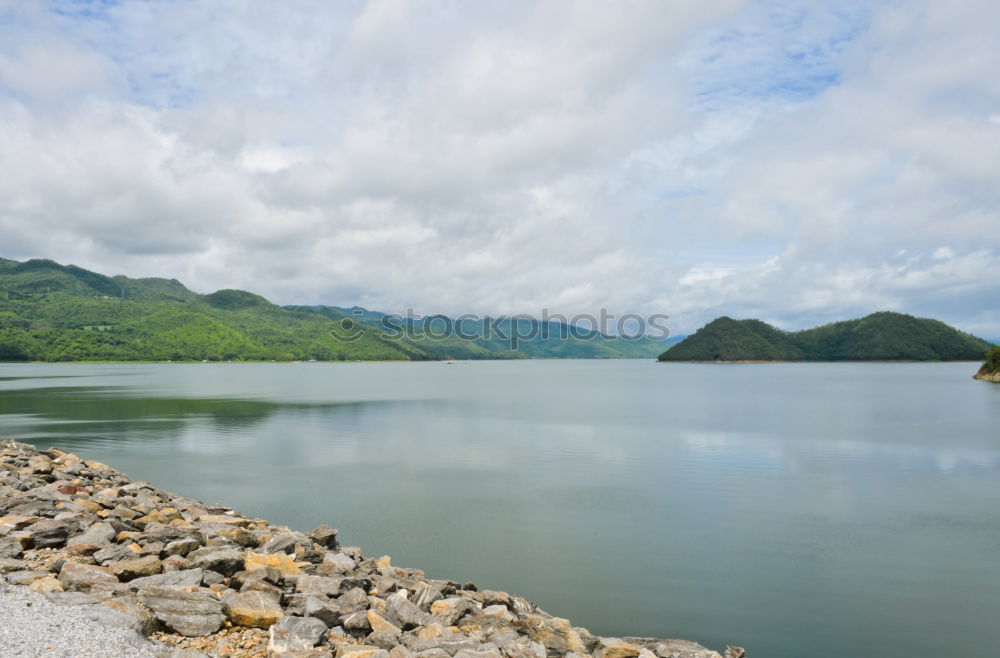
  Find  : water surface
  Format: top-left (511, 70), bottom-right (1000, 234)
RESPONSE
top-left (1, 360), bottom-right (998, 657)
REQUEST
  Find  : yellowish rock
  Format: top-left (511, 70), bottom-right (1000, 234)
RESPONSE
top-left (223, 591), bottom-right (284, 628)
top-left (366, 610), bottom-right (402, 635)
top-left (73, 498), bottom-right (104, 514)
top-left (375, 555), bottom-right (391, 569)
top-left (244, 551), bottom-right (300, 575)
top-left (198, 514), bottom-right (252, 526)
top-left (29, 575), bottom-right (64, 594)
top-left (596, 639), bottom-right (642, 658)
top-left (337, 647), bottom-right (386, 658)
top-left (416, 623), bottom-right (447, 641)
top-left (84, 459), bottom-right (113, 472)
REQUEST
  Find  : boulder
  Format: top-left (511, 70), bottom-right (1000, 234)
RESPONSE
top-left (110, 555), bottom-right (162, 581)
top-left (268, 615), bottom-right (328, 652)
top-left (296, 575), bottom-right (345, 596)
top-left (308, 525), bottom-right (339, 549)
top-left (128, 568), bottom-right (204, 591)
top-left (67, 522), bottom-right (115, 548)
top-left (367, 610), bottom-right (402, 635)
top-left (188, 546), bottom-right (244, 576)
top-left (81, 597), bottom-right (158, 635)
top-left (138, 585), bottom-right (226, 636)
top-left (26, 518), bottom-right (79, 548)
top-left (58, 561), bottom-right (119, 592)
top-left (319, 551), bottom-right (356, 575)
top-left (224, 590), bottom-right (285, 628)
top-left (596, 638), bottom-right (642, 658)
top-left (246, 550), bottom-right (301, 575)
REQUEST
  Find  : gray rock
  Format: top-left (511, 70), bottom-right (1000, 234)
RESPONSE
top-left (319, 551), bottom-right (356, 575)
top-left (67, 521), bottom-right (115, 547)
top-left (26, 518), bottom-right (80, 548)
top-left (302, 595), bottom-right (342, 627)
top-left (138, 585), bottom-right (226, 636)
top-left (269, 615), bottom-right (328, 651)
top-left (44, 591), bottom-right (105, 606)
top-left (95, 544), bottom-right (138, 565)
top-left (81, 597), bottom-right (159, 635)
top-left (369, 631), bottom-right (403, 650)
top-left (263, 532), bottom-right (297, 554)
top-left (6, 569), bottom-right (51, 585)
top-left (163, 537), bottom-right (201, 557)
top-left (308, 525), bottom-right (339, 549)
top-left (128, 568), bottom-right (204, 591)
top-left (385, 593), bottom-right (430, 629)
top-left (296, 574), bottom-right (346, 596)
top-left (187, 546), bottom-right (243, 576)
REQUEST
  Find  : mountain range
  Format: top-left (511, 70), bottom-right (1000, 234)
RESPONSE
top-left (0, 257), bottom-right (667, 362)
top-left (658, 312), bottom-right (994, 362)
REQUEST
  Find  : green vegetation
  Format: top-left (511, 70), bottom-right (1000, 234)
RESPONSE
top-left (0, 258), bottom-right (667, 362)
top-left (659, 312), bottom-right (995, 362)
top-left (980, 347), bottom-right (1000, 375)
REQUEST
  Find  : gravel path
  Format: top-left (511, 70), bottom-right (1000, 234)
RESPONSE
top-left (0, 581), bottom-right (157, 658)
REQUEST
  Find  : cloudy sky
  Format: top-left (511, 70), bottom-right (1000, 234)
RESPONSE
top-left (1, 0), bottom-right (998, 336)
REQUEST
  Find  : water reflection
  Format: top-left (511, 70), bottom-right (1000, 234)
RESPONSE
top-left (0, 362), bottom-right (998, 658)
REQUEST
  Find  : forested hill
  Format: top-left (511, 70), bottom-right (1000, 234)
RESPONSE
top-left (658, 312), bottom-right (994, 362)
top-left (0, 258), bottom-right (666, 362)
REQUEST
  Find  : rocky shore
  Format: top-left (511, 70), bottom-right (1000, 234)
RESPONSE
top-left (1, 441), bottom-right (743, 658)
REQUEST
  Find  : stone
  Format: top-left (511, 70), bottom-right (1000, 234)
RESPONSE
top-left (453, 650), bottom-right (502, 658)
top-left (138, 585), bottom-right (226, 636)
top-left (162, 554), bottom-right (192, 571)
top-left (67, 521), bottom-right (115, 547)
top-left (26, 518), bottom-right (79, 548)
top-left (596, 638), bottom-right (642, 658)
top-left (263, 532), bottom-right (297, 554)
top-left (81, 597), bottom-right (158, 635)
top-left (367, 610), bottom-right (402, 635)
top-left (197, 513), bottom-right (252, 526)
top-left (28, 574), bottom-right (64, 594)
top-left (188, 546), bottom-right (244, 576)
top-left (319, 552), bottom-right (356, 575)
top-left (524, 616), bottom-right (587, 655)
top-left (375, 556), bottom-right (391, 569)
top-left (110, 555), bottom-right (163, 581)
top-left (164, 537), bottom-right (201, 556)
top-left (336, 647), bottom-right (389, 658)
top-left (430, 597), bottom-right (476, 626)
top-left (308, 525), bottom-right (339, 549)
top-left (301, 595), bottom-right (342, 627)
top-left (58, 561), bottom-right (119, 592)
top-left (268, 615), bottom-right (328, 652)
top-left (388, 647), bottom-right (414, 658)
top-left (246, 550), bottom-right (301, 575)
top-left (385, 593), bottom-right (429, 629)
top-left (296, 574), bottom-right (345, 596)
top-left (128, 568), bottom-right (204, 591)
top-left (6, 570), bottom-right (51, 586)
top-left (224, 590), bottom-right (285, 628)
top-left (94, 544), bottom-right (137, 565)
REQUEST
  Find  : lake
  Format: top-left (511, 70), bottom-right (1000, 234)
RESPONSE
top-left (1, 360), bottom-right (998, 657)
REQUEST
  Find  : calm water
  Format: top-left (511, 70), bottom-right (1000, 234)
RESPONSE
top-left (1, 361), bottom-right (998, 656)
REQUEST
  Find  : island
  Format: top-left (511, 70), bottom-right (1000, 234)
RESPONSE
top-left (658, 312), bottom-right (994, 362)
top-left (974, 347), bottom-right (1000, 382)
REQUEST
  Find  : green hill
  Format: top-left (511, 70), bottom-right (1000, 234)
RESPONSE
top-left (0, 257), bottom-right (666, 362)
top-left (659, 312), bottom-right (994, 362)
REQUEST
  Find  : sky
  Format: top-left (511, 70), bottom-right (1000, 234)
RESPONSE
top-left (1, 0), bottom-right (998, 337)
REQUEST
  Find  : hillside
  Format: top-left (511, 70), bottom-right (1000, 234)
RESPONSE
top-left (659, 312), bottom-right (994, 362)
top-left (0, 258), bottom-right (666, 362)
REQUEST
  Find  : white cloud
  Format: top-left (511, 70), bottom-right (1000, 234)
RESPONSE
top-left (0, 0), bottom-right (997, 338)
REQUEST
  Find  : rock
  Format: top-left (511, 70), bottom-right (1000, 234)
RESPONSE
top-left (26, 518), bottom-right (79, 548)
top-left (129, 567), bottom-right (204, 591)
top-left (596, 638), bottom-right (642, 658)
top-left (268, 615), bottom-right (328, 652)
top-left (723, 648), bottom-right (745, 658)
top-left (367, 610), bottom-right (402, 635)
top-left (296, 574), bottom-right (345, 596)
top-left (388, 647), bottom-right (414, 658)
top-left (301, 595), bottom-right (342, 627)
top-left (28, 574), bottom-right (64, 594)
top-left (319, 552), bottom-right (356, 575)
top-left (138, 585), bottom-right (226, 636)
top-left (162, 555), bottom-right (193, 572)
top-left (94, 544), bottom-right (136, 565)
top-left (164, 537), bottom-right (201, 556)
top-left (648, 640), bottom-right (726, 658)
top-left (58, 561), bottom-right (119, 592)
top-left (430, 597), bottom-right (477, 626)
top-left (110, 555), bottom-right (163, 581)
top-left (6, 570), bottom-right (51, 585)
top-left (336, 647), bottom-right (389, 658)
top-left (453, 650), bottom-right (502, 658)
top-left (385, 593), bottom-right (430, 629)
top-left (0, 557), bottom-right (28, 574)
top-left (308, 525), bottom-right (339, 549)
top-left (224, 590), bottom-right (285, 628)
top-left (263, 532), bottom-right (298, 554)
top-left (523, 616), bottom-right (587, 655)
top-left (188, 546), bottom-right (244, 576)
top-left (0, 536), bottom-right (25, 558)
top-left (67, 521), bottom-right (115, 547)
top-left (82, 597), bottom-right (159, 635)
top-left (246, 550), bottom-right (301, 575)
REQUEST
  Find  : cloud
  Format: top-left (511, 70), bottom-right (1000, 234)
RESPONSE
top-left (0, 0), bottom-right (997, 338)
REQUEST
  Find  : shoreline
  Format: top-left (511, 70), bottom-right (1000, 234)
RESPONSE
top-left (1, 440), bottom-right (743, 658)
